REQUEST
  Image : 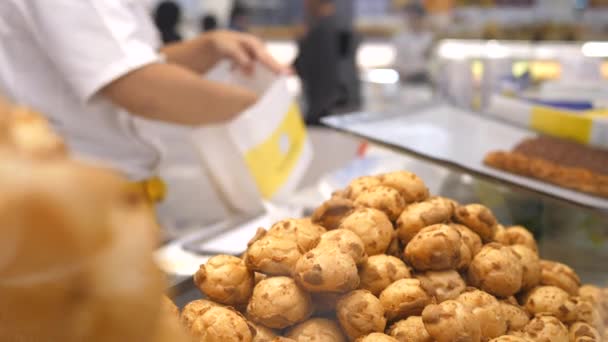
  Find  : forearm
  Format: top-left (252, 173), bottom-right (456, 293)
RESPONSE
top-left (160, 35), bottom-right (218, 74)
top-left (100, 63), bottom-right (258, 125)
top-left (160, 30), bottom-right (285, 76)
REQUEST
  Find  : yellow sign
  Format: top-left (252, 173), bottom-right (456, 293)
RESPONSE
top-left (530, 107), bottom-right (592, 144)
top-left (244, 103), bottom-right (307, 198)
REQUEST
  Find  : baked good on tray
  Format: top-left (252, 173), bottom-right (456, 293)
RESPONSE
top-left (484, 136), bottom-right (608, 198)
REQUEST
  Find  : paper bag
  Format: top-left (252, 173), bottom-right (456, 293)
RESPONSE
top-left (192, 62), bottom-right (312, 215)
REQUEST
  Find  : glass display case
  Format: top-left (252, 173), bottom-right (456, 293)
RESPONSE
top-left (167, 119), bottom-right (608, 307)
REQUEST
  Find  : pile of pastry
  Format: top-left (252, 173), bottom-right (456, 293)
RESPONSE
top-left (183, 171), bottom-right (607, 342)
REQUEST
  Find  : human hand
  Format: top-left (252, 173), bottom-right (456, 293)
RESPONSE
top-left (201, 30), bottom-right (287, 75)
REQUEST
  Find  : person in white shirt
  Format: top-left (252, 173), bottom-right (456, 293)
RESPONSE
top-left (0, 0), bottom-right (284, 182)
top-left (393, 3), bottom-right (434, 83)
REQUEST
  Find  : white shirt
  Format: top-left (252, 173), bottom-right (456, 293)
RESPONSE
top-left (393, 29), bottom-right (434, 77)
top-left (0, 0), bottom-right (163, 180)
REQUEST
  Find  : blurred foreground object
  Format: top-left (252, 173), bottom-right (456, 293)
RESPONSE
top-left (0, 101), bottom-right (190, 341)
top-left (0, 98), bottom-right (66, 158)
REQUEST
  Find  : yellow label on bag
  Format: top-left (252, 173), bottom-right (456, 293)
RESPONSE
top-left (244, 103), bottom-right (307, 198)
top-left (530, 107), bottom-right (592, 144)
top-left (585, 109), bottom-right (608, 117)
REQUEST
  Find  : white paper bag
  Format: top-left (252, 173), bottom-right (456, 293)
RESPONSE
top-left (192, 62), bottom-right (313, 215)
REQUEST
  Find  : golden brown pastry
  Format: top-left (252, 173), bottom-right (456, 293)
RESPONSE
top-left (404, 224), bottom-right (463, 271)
top-left (510, 245), bottom-right (541, 291)
top-left (285, 318), bottom-right (346, 342)
top-left (457, 290), bottom-right (507, 340)
top-left (456, 244), bottom-right (473, 272)
top-left (522, 315), bottom-right (568, 342)
top-left (488, 336), bottom-right (533, 342)
top-left (246, 231), bottom-right (302, 276)
top-left (569, 322), bottom-right (601, 342)
top-left (454, 204), bottom-right (498, 242)
top-left (339, 207), bottom-right (394, 256)
top-left (336, 290), bottom-right (387, 340)
top-left (495, 226), bottom-right (538, 253)
top-left (354, 333), bottom-right (399, 342)
top-left (451, 224), bottom-right (483, 257)
top-left (249, 322), bottom-right (277, 342)
top-left (315, 229), bottom-right (368, 265)
top-left (578, 285), bottom-right (605, 309)
top-left (422, 300), bottom-right (482, 342)
top-left (568, 296), bottom-right (604, 329)
top-left (378, 171), bottom-right (429, 203)
top-left (416, 270), bottom-right (466, 303)
top-left (396, 196), bottom-right (456, 244)
top-left (345, 176), bottom-right (382, 200)
top-left (499, 299), bottom-right (530, 333)
top-left (181, 300), bottom-right (221, 331)
top-left (353, 186), bottom-right (406, 222)
top-left (451, 224), bottom-right (483, 271)
top-left (246, 277), bottom-right (312, 329)
top-left (467, 244), bottom-right (523, 297)
top-left (194, 255), bottom-right (254, 306)
top-left (267, 218), bottom-right (326, 252)
top-left (539, 260), bottom-right (581, 296)
top-left (311, 196), bottom-right (356, 230)
top-left (359, 255), bottom-right (411, 296)
top-left (293, 248), bottom-right (360, 293)
top-left (388, 316), bottom-right (433, 342)
top-left (521, 286), bottom-right (576, 323)
top-left (189, 307), bottom-right (254, 342)
top-left (578, 285), bottom-right (608, 325)
top-left (379, 278), bottom-right (433, 322)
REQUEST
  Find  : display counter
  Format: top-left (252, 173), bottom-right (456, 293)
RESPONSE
top-left (157, 39), bottom-right (608, 341)
top-left (164, 119), bottom-right (608, 306)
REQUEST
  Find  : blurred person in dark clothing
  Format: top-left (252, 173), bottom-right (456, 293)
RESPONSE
top-left (229, 2), bottom-right (250, 32)
top-left (201, 14), bottom-right (219, 32)
top-left (294, 0), bottom-right (361, 125)
top-left (154, 1), bottom-right (182, 44)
